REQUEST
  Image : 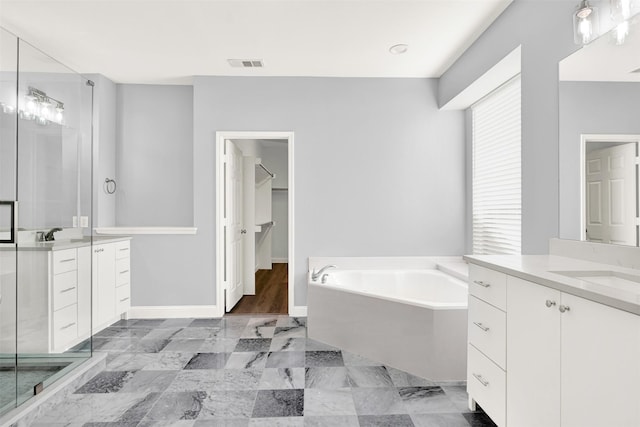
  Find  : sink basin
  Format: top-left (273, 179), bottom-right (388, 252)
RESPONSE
top-left (551, 270), bottom-right (640, 293)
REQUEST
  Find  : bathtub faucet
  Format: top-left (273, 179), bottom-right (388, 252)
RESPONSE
top-left (311, 265), bottom-right (336, 281)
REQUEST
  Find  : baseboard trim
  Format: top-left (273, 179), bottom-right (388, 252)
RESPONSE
top-left (128, 305), bottom-right (220, 319)
top-left (272, 258), bottom-right (288, 263)
top-left (289, 306), bottom-right (307, 317)
top-left (129, 305), bottom-right (305, 318)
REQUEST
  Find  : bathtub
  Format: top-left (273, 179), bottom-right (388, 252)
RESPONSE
top-left (307, 257), bottom-right (468, 382)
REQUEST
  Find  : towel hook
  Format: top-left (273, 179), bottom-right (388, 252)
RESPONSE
top-left (105, 178), bottom-right (117, 194)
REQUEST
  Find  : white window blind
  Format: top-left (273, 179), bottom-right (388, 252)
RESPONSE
top-left (472, 76), bottom-right (521, 255)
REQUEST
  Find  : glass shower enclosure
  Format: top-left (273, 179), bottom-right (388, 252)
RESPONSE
top-left (0, 28), bottom-right (93, 416)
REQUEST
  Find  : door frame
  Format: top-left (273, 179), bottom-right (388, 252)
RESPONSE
top-left (579, 134), bottom-right (639, 242)
top-left (215, 131), bottom-right (296, 317)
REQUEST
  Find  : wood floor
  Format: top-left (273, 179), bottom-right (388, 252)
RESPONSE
top-left (228, 263), bottom-right (288, 315)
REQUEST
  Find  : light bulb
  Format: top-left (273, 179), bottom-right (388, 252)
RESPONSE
top-left (26, 96), bottom-right (37, 115)
top-left (573, 0), bottom-right (600, 44)
top-left (611, 0), bottom-right (634, 21)
top-left (613, 20), bottom-right (630, 44)
top-left (55, 107), bottom-right (64, 124)
top-left (579, 18), bottom-right (593, 43)
top-left (40, 100), bottom-right (51, 121)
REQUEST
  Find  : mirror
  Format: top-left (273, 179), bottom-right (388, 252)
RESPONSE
top-left (559, 14), bottom-right (640, 246)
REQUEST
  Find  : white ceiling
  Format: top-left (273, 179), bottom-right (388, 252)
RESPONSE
top-left (0, 0), bottom-right (512, 84)
top-left (560, 15), bottom-right (640, 82)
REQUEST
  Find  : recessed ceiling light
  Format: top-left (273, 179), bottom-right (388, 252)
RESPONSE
top-left (389, 44), bottom-right (409, 55)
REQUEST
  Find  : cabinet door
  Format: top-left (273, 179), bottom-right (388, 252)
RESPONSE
top-left (92, 244), bottom-right (116, 329)
top-left (561, 294), bottom-right (640, 427)
top-left (506, 276), bottom-right (561, 427)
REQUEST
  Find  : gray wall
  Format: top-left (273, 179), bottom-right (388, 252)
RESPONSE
top-left (116, 84), bottom-right (193, 226)
top-left (115, 84), bottom-right (201, 307)
top-left (559, 81), bottom-right (640, 240)
top-left (193, 77), bottom-right (466, 306)
top-left (439, 0), bottom-right (579, 254)
top-left (89, 74), bottom-right (117, 228)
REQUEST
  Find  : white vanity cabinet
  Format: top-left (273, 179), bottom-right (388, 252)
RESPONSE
top-left (470, 263), bottom-right (640, 427)
top-left (18, 245), bottom-right (90, 353)
top-left (467, 264), bottom-right (507, 427)
top-left (114, 240), bottom-right (131, 314)
top-left (92, 239), bottom-right (131, 333)
top-left (560, 293), bottom-right (640, 427)
top-left (50, 248), bottom-right (80, 352)
top-left (508, 275), bottom-right (640, 427)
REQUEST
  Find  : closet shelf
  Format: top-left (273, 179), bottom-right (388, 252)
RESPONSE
top-left (254, 221), bottom-right (275, 233)
top-left (255, 158), bottom-right (275, 186)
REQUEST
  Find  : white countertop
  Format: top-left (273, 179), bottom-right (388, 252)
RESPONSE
top-left (464, 254), bottom-right (640, 316)
top-left (16, 235), bottom-right (132, 251)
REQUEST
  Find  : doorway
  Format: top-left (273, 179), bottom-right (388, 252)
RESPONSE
top-left (215, 132), bottom-right (294, 316)
top-left (580, 134), bottom-right (639, 246)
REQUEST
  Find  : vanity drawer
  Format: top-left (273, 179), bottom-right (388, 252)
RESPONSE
top-left (468, 295), bottom-right (506, 369)
top-left (469, 264), bottom-right (507, 310)
top-left (116, 283), bottom-right (130, 313)
top-left (53, 303), bottom-right (78, 349)
top-left (52, 248), bottom-right (77, 274)
top-left (114, 240), bottom-right (130, 259)
top-left (116, 258), bottom-right (130, 287)
top-left (468, 344), bottom-right (506, 427)
top-left (53, 271), bottom-right (77, 311)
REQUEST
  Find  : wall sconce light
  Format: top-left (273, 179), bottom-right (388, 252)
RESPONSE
top-left (573, 0), bottom-right (600, 45)
top-left (12, 87), bottom-right (65, 125)
top-left (610, 0), bottom-right (635, 44)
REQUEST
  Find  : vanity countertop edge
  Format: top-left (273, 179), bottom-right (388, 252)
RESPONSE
top-left (464, 254), bottom-right (640, 316)
top-left (17, 235), bottom-right (132, 251)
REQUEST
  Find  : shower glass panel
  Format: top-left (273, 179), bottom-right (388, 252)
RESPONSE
top-left (0, 28), bottom-right (18, 416)
top-left (0, 29), bottom-right (93, 417)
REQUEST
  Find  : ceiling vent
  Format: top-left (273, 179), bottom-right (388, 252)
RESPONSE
top-left (228, 59), bottom-right (264, 68)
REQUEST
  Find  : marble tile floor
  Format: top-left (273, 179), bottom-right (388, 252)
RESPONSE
top-left (29, 316), bottom-right (496, 427)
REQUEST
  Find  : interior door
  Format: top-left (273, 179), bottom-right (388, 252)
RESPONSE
top-left (586, 143), bottom-right (637, 245)
top-left (225, 140), bottom-right (245, 312)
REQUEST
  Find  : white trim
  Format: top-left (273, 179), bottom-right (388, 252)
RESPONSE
top-left (289, 306), bottom-right (307, 317)
top-left (95, 227), bottom-right (197, 235)
top-left (440, 45), bottom-right (521, 110)
top-left (215, 131), bottom-right (295, 318)
top-left (579, 134), bottom-right (640, 241)
top-left (128, 305), bottom-right (220, 319)
top-left (272, 258), bottom-right (288, 263)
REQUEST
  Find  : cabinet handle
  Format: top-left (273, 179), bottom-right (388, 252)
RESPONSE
top-left (119, 248), bottom-right (129, 251)
top-left (59, 258), bottom-right (75, 263)
top-left (545, 300), bottom-right (556, 308)
top-left (60, 322), bottom-right (76, 330)
top-left (473, 280), bottom-right (490, 288)
top-left (473, 321), bottom-right (490, 332)
top-left (472, 373), bottom-right (489, 387)
top-left (120, 270), bottom-right (129, 274)
top-left (119, 297), bottom-right (130, 302)
top-left (60, 286), bottom-right (76, 294)
top-left (559, 305), bottom-right (570, 313)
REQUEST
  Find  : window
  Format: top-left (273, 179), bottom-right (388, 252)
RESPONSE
top-left (472, 76), bottom-right (521, 254)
